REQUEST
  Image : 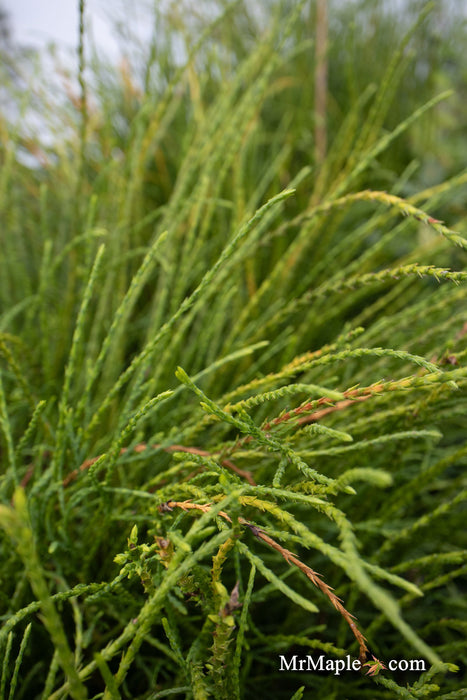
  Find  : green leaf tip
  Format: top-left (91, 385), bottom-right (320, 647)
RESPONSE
top-left (279, 188), bottom-right (296, 198)
top-left (129, 525), bottom-right (138, 546)
top-left (175, 366), bottom-right (191, 384)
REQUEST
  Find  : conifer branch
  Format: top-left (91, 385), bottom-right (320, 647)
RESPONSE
top-left (159, 499), bottom-right (372, 664)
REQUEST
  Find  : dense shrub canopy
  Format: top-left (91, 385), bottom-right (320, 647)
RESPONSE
top-left (0, 1), bottom-right (466, 698)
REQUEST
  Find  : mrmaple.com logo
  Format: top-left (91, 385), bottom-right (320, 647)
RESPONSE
top-left (279, 654), bottom-right (426, 676)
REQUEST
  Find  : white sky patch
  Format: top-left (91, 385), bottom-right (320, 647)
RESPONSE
top-left (4, 0), bottom-right (121, 58)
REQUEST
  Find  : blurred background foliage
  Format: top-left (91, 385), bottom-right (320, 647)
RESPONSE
top-left (2, 0), bottom-right (467, 186)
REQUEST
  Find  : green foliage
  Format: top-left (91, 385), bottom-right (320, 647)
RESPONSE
top-left (0, 0), bottom-right (466, 698)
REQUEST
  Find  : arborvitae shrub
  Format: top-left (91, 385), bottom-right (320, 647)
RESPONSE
top-left (0, 1), bottom-right (466, 698)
